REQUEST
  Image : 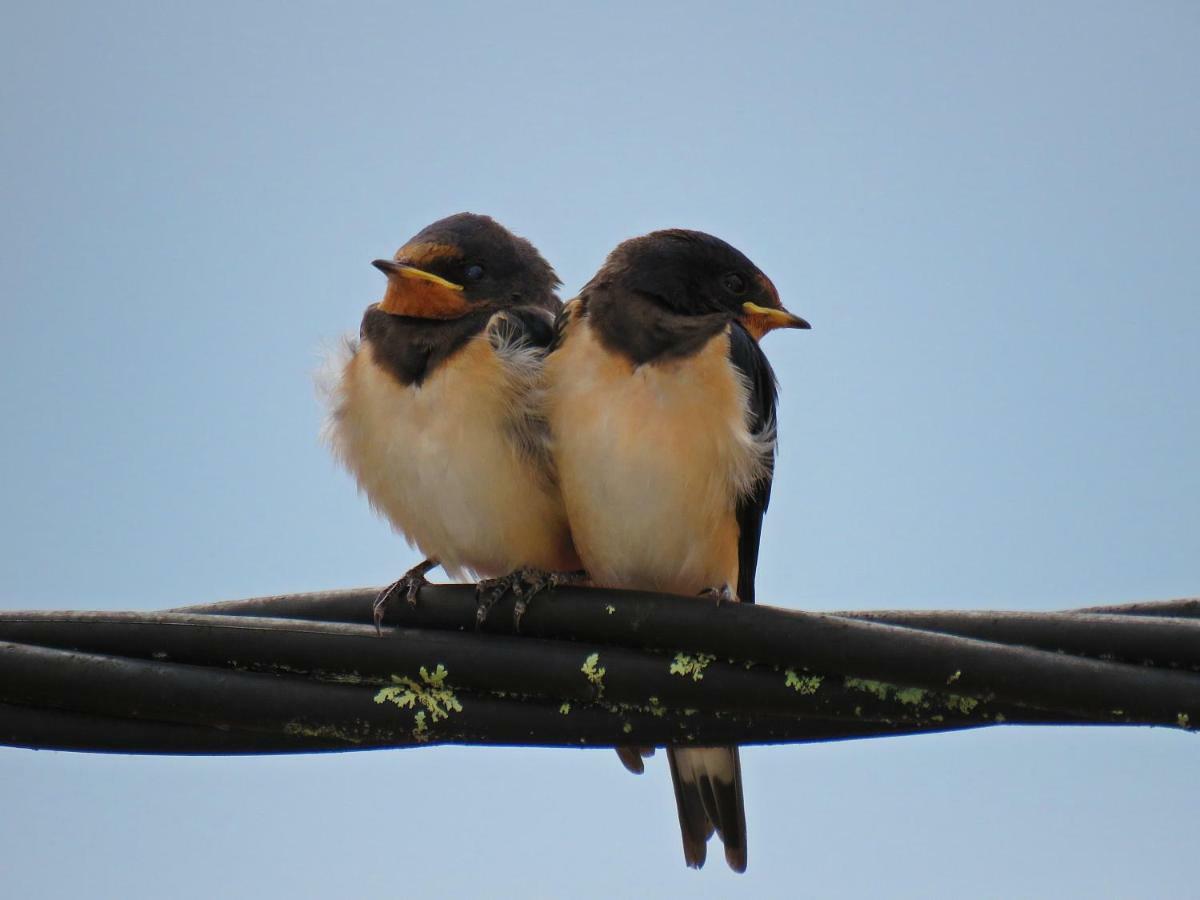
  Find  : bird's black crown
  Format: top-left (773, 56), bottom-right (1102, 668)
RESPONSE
top-left (397, 212), bottom-right (561, 310)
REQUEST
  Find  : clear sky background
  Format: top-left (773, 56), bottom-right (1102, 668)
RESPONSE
top-left (1, 2), bottom-right (1197, 896)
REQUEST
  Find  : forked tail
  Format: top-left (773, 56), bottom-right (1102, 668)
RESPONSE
top-left (667, 745), bottom-right (747, 872)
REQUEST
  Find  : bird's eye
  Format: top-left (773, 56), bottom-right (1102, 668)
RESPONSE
top-left (723, 272), bottom-right (747, 294)
top-left (465, 264), bottom-right (485, 281)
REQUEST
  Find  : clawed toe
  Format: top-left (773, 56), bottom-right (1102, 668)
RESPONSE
top-left (374, 574), bottom-right (424, 632)
top-left (475, 568), bottom-right (588, 631)
top-left (373, 558), bottom-right (438, 634)
top-left (510, 569), bottom-right (549, 630)
top-left (372, 584), bottom-right (399, 633)
top-left (699, 583), bottom-right (738, 606)
top-left (474, 576), bottom-right (513, 630)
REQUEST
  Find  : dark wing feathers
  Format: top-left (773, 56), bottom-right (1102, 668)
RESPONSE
top-left (727, 321), bottom-right (779, 606)
top-left (546, 295), bottom-right (584, 356)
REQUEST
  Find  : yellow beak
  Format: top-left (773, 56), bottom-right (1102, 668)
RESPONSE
top-left (373, 259), bottom-right (463, 291)
top-left (740, 301), bottom-right (811, 339)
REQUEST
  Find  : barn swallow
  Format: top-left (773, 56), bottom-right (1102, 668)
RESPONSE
top-left (323, 213), bottom-right (581, 627)
top-left (545, 229), bottom-right (809, 872)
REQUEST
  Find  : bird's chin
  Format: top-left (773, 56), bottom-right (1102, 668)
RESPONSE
top-left (377, 282), bottom-right (473, 319)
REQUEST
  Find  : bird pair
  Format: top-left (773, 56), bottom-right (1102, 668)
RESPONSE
top-left (323, 212), bottom-right (810, 872)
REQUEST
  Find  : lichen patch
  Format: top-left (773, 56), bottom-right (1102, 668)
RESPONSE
top-left (670, 652), bottom-right (716, 682)
top-left (374, 664), bottom-right (464, 741)
top-left (784, 670), bottom-right (823, 695)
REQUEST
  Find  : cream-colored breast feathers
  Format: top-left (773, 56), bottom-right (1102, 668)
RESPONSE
top-left (324, 329), bottom-right (577, 579)
top-left (545, 314), bottom-right (771, 596)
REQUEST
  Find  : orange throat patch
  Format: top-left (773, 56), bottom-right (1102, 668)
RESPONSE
top-left (378, 277), bottom-right (472, 319)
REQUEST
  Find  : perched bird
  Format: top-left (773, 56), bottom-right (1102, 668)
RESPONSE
top-left (544, 229), bottom-right (809, 872)
top-left (323, 213), bottom-right (581, 626)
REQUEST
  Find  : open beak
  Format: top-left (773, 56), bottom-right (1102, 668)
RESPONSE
top-left (740, 301), bottom-right (811, 340)
top-left (372, 259), bottom-right (470, 319)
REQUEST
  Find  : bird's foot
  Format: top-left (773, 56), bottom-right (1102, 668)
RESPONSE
top-left (475, 567), bottom-right (588, 631)
top-left (373, 558), bottom-right (438, 634)
top-left (511, 568), bottom-right (588, 630)
top-left (699, 583), bottom-right (738, 606)
top-left (474, 574), bottom-right (515, 629)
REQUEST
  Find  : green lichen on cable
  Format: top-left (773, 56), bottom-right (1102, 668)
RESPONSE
top-left (411, 710), bottom-right (428, 740)
top-left (943, 694), bottom-right (979, 715)
top-left (784, 670), bottom-right (823, 695)
top-left (232, 660), bottom-right (374, 686)
top-left (581, 652), bottom-right (607, 698)
top-left (283, 720), bottom-right (372, 744)
top-left (844, 677), bottom-right (891, 701)
top-left (670, 652), bottom-right (716, 682)
top-left (374, 664), bottom-right (463, 742)
top-left (845, 676), bottom-right (983, 718)
top-left (895, 687), bottom-right (928, 706)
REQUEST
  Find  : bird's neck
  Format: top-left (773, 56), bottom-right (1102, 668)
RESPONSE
top-left (361, 306), bottom-right (493, 386)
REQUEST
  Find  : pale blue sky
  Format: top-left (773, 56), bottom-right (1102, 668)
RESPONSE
top-left (1, 2), bottom-right (1197, 896)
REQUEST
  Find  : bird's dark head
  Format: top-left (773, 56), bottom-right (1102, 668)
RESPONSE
top-left (372, 213), bottom-right (560, 319)
top-left (595, 229), bottom-right (809, 340)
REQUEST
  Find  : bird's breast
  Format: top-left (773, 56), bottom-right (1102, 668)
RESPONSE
top-left (324, 334), bottom-right (577, 578)
top-left (546, 320), bottom-right (767, 595)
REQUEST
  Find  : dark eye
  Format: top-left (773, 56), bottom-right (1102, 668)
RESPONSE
top-left (723, 272), bottom-right (746, 294)
top-left (465, 264), bottom-right (485, 281)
